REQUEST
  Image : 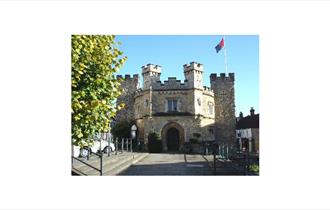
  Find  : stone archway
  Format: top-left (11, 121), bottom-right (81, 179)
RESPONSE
top-left (161, 122), bottom-right (185, 152)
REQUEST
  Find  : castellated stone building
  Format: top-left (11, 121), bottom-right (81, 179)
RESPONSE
top-left (115, 62), bottom-right (236, 152)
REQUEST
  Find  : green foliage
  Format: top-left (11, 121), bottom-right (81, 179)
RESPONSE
top-left (189, 138), bottom-right (198, 144)
top-left (71, 35), bottom-right (127, 147)
top-left (111, 120), bottom-right (133, 139)
top-left (148, 132), bottom-right (162, 153)
top-left (248, 164), bottom-right (259, 173)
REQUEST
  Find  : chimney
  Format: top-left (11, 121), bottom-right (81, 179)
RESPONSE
top-left (239, 112), bottom-right (244, 119)
top-left (250, 107), bottom-right (255, 116)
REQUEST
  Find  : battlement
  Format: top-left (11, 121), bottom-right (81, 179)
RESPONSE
top-left (153, 77), bottom-right (189, 89)
top-left (116, 74), bottom-right (139, 80)
top-left (142, 63), bottom-right (162, 74)
top-left (210, 73), bottom-right (235, 82)
top-left (203, 86), bottom-right (214, 96)
top-left (183, 61), bottom-right (204, 73)
top-left (203, 86), bottom-right (213, 92)
top-left (133, 88), bottom-right (144, 98)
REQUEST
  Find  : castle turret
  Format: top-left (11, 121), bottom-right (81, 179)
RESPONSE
top-left (116, 74), bottom-right (139, 122)
top-left (210, 72), bottom-right (236, 143)
top-left (183, 62), bottom-right (204, 89)
top-left (142, 64), bottom-right (161, 89)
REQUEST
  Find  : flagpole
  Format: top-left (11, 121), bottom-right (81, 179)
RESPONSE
top-left (223, 35), bottom-right (228, 75)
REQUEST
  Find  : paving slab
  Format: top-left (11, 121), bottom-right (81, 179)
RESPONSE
top-left (119, 153), bottom-right (213, 175)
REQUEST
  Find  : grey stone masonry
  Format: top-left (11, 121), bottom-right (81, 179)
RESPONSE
top-left (116, 74), bottom-right (139, 123)
top-left (210, 73), bottom-right (236, 143)
top-left (115, 62), bottom-right (236, 149)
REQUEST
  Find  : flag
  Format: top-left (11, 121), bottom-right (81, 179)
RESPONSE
top-left (215, 38), bottom-right (225, 53)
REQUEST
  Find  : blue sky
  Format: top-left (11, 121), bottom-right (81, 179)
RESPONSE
top-left (115, 35), bottom-right (259, 116)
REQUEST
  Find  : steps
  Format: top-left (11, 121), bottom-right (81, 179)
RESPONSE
top-left (72, 152), bottom-right (148, 176)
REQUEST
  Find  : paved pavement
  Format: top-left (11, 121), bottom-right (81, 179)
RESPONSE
top-left (119, 153), bottom-right (213, 175)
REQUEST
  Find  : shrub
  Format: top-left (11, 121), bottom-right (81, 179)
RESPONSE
top-left (189, 138), bottom-right (198, 144)
top-left (249, 164), bottom-right (259, 173)
top-left (111, 120), bottom-right (133, 139)
top-left (148, 132), bottom-right (162, 153)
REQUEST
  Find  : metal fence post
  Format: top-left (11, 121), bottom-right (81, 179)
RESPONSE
top-left (108, 133), bottom-right (111, 157)
top-left (121, 138), bottom-right (124, 153)
top-left (205, 143), bottom-right (208, 155)
top-left (213, 150), bottom-right (216, 175)
top-left (100, 151), bottom-right (103, 176)
top-left (115, 138), bottom-right (118, 155)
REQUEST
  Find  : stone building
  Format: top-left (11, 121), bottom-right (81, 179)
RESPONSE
top-left (236, 107), bottom-right (259, 153)
top-left (115, 62), bottom-right (236, 152)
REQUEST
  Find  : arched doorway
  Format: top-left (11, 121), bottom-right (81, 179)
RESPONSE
top-left (161, 122), bottom-right (185, 152)
top-left (166, 128), bottom-right (180, 151)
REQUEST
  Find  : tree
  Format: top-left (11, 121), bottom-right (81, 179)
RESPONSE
top-left (111, 120), bottom-right (133, 139)
top-left (72, 35), bottom-right (127, 147)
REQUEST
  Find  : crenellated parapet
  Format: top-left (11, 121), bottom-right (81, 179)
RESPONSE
top-left (203, 86), bottom-right (214, 96)
top-left (210, 73), bottom-right (235, 82)
top-left (142, 63), bottom-right (162, 75)
top-left (142, 63), bottom-right (161, 89)
top-left (183, 61), bottom-right (204, 89)
top-left (116, 74), bottom-right (139, 80)
top-left (183, 61), bottom-right (204, 73)
top-left (153, 77), bottom-right (189, 89)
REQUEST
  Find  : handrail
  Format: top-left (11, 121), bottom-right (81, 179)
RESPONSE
top-left (72, 137), bottom-right (134, 176)
top-left (72, 156), bottom-right (102, 174)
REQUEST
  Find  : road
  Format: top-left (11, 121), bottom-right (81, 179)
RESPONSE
top-left (119, 153), bottom-right (213, 175)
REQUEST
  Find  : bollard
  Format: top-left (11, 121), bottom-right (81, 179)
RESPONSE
top-left (126, 138), bottom-right (128, 152)
top-left (130, 138), bottom-right (133, 152)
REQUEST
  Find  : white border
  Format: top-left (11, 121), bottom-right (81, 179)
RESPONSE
top-left (0, 1), bottom-right (330, 209)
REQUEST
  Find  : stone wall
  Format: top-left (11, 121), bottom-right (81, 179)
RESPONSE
top-left (136, 115), bottom-right (215, 151)
top-left (115, 62), bottom-right (236, 150)
top-left (116, 74), bottom-right (139, 123)
top-left (133, 88), bottom-right (216, 118)
top-left (210, 73), bottom-right (236, 143)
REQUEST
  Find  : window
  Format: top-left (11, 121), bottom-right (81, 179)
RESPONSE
top-left (208, 128), bottom-right (214, 134)
top-left (145, 99), bottom-right (148, 107)
top-left (167, 99), bottom-right (178, 112)
top-left (208, 102), bottom-right (214, 115)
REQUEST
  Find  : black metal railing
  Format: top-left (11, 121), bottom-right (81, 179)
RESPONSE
top-left (72, 136), bottom-right (134, 176)
top-left (210, 141), bottom-right (259, 175)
